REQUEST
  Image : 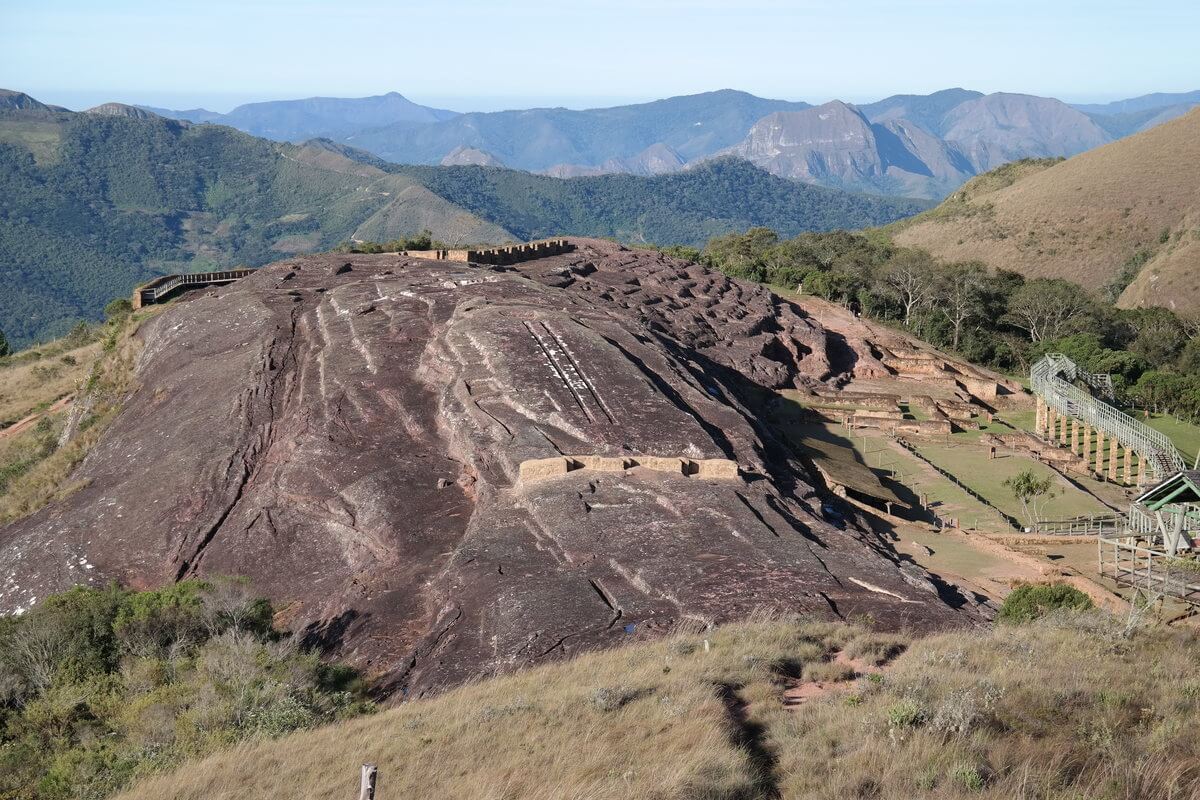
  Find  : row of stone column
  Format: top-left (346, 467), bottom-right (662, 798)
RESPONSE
top-left (1035, 397), bottom-right (1143, 485)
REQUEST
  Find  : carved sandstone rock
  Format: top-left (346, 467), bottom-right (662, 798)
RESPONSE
top-left (0, 239), bottom-right (979, 696)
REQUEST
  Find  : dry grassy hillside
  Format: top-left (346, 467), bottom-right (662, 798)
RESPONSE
top-left (892, 108), bottom-right (1200, 314)
top-left (116, 612), bottom-right (1200, 800)
top-left (0, 311), bottom-right (151, 524)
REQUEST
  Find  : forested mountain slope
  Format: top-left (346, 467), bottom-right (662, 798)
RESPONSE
top-left (391, 157), bottom-right (929, 245)
top-left (0, 93), bottom-right (927, 346)
top-left (0, 105), bottom-right (510, 346)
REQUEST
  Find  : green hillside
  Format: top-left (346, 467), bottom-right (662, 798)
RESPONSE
top-left (393, 158), bottom-right (929, 245)
top-left (0, 101), bottom-right (928, 347)
top-left (0, 109), bottom-right (511, 347)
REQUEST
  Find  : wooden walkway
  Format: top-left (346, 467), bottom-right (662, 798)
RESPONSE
top-left (132, 269), bottom-right (256, 309)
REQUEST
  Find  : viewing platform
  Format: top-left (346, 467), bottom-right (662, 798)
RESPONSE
top-left (131, 269), bottom-right (256, 309)
top-left (1098, 471), bottom-right (1200, 604)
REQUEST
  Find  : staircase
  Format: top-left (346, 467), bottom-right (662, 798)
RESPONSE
top-left (1031, 354), bottom-right (1185, 483)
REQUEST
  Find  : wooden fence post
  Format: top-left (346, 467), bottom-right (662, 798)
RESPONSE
top-left (359, 764), bottom-right (378, 800)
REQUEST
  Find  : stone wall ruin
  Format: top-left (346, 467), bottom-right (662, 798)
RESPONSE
top-left (403, 239), bottom-right (573, 265)
top-left (518, 455), bottom-right (740, 483)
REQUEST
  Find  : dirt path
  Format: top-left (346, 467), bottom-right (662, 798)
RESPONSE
top-left (782, 650), bottom-right (886, 707)
top-left (0, 394), bottom-right (73, 441)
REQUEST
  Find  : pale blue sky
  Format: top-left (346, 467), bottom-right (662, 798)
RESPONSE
top-left (2, 0), bottom-right (1197, 112)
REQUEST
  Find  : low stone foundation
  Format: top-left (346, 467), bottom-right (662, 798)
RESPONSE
top-left (896, 419), bottom-right (954, 436)
top-left (982, 432), bottom-right (1092, 476)
top-left (808, 389), bottom-right (901, 410)
top-left (518, 455), bottom-right (739, 483)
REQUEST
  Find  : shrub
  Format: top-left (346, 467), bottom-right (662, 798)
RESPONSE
top-left (997, 583), bottom-right (1093, 623)
top-left (0, 579), bottom-right (373, 799)
top-left (589, 686), bottom-right (641, 712)
top-left (103, 298), bottom-right (133, 322)
top-left (950, 763), bottom-right (987, 792)
top-left (886, 698), bottom-right (927, 729)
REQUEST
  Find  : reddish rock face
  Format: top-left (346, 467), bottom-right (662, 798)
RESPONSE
top-left (0, 239), bottom-right (979, 695)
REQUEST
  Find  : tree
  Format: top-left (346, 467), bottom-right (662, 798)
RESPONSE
top-left (1178, 338), bottom-right (1200, 375)
top-left (1003, 469), bottom-right (1057, 526)
top-left (0, 328), bottom-right (8, 358)
top-left (1004, 279), bottom-right (1093, 342)
top-left (882, 250), bottom-right (936, 327)
top-left (937, 262), bottom-right (987, 350)
top-left (703, 227), bottom-right (779, 269)
top-left (1127, 307), bottom-right (1187, 367)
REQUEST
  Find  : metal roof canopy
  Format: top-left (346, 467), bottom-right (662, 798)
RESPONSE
top-left (1136, 471), bottom-right (1200, 510)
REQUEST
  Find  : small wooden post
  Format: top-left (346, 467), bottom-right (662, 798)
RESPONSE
top-left (359, 764), bottom-right (378, 800)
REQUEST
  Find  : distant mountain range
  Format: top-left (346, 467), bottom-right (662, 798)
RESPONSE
top-left (1066, 91), bottom-right (1200, 139)
top-left (0, 90), bottom-right (925, 346)
top-left (141, 87), bottom-right (1199, 199)
top-left (141, 91), bottom-right (458, 141)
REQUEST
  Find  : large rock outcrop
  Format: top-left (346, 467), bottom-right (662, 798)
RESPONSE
top-left (728, 101), bottom-right (974, 199)
top-left (0, 240), bottom-right (978, 695)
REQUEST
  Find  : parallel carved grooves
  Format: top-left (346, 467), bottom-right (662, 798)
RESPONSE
top-left (174, 305), bottom-right (302, 579)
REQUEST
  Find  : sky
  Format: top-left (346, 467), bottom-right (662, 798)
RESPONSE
top-left (2, 0), bottom-right (1198, 113)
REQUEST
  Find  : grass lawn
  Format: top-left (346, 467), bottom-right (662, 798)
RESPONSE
top-left (898, 525), bottom-right (1040, 595)
top-left (912, 441), bottom-right (1111, 524)
top-left (1144, 413), bottom-right (1200, 466)
top-left (792, 421), bottom-right (1012, 531)
top-left (995, 408), bottom-right (1036, 433)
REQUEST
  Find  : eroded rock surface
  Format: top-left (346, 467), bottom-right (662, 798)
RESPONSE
top-left (0, 239), bottom-right (977, 694)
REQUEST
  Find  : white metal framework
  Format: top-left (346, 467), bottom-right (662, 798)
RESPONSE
top-left (1032, 353), bottom-right (1186, 484)
top-left (1098, 471), bottom-right (1200, 604)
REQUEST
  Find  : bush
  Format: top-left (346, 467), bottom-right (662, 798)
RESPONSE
top-left (886, 698), bottom-right (927, 729)
top-left (103, 297), bottom-right (133, 322)
top-left (950, 763), bottom-right (987, 792)
top-left (588, 686), bottom-right (641, 712)
top-left (0, 579), bottom-right (373, 799)
top-left (997, 583), bottom-right (1093, 623)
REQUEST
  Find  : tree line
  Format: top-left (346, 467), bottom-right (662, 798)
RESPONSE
top-left (681, 227), bottom-right (1200, 421)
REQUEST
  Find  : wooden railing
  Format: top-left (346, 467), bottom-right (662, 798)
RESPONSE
top-left (1033, 513), bottom-right (1124, 536)
top-left (132, 269), bottom-right (256, 308)
top-left (1098, 533), bottom-right (1200, 602)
